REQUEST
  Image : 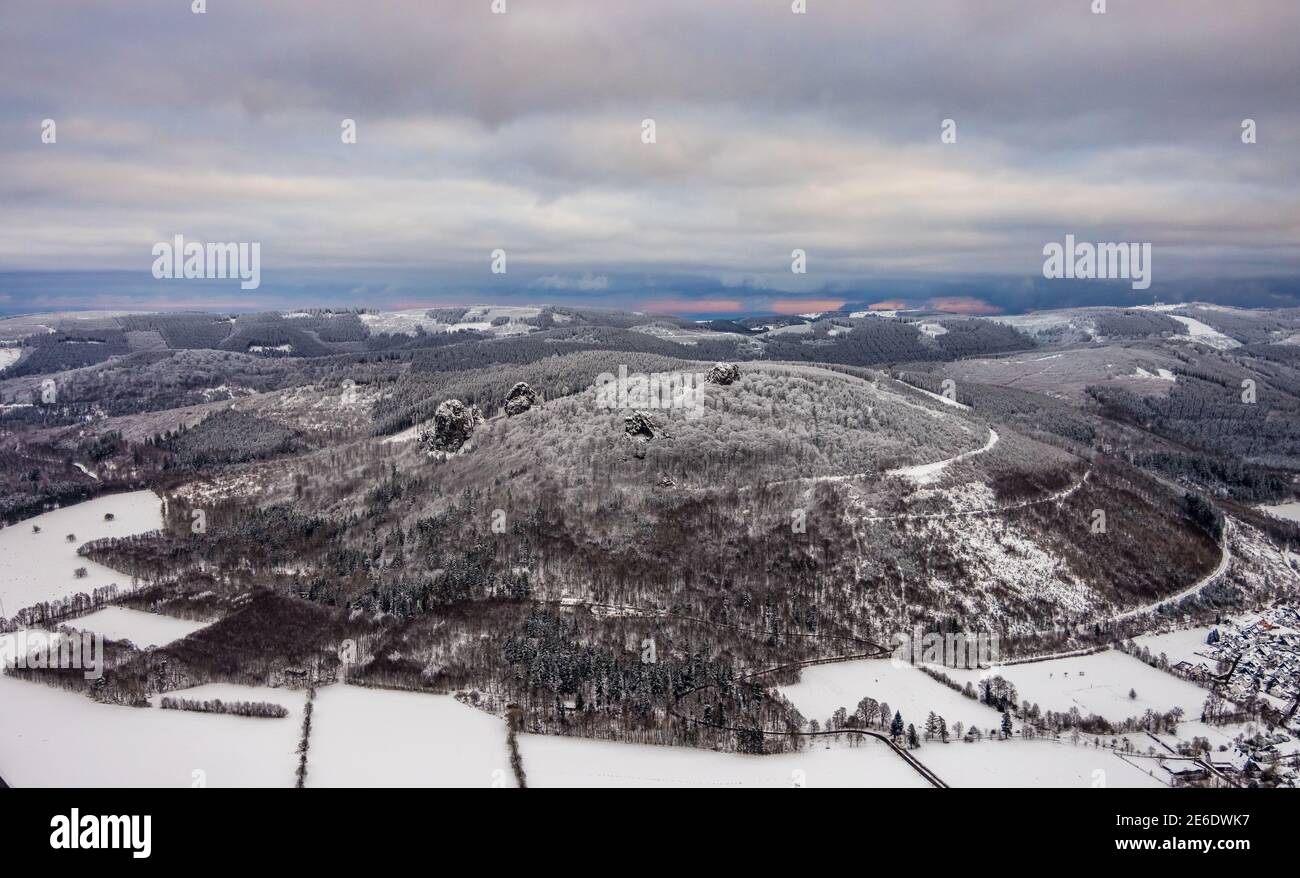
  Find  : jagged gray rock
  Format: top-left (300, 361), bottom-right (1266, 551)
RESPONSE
top-left (706, 362), bottom-right (740, 385)
top-left (623, 410), bottom-right (656, 441)
top-left (421, 399), bottom-right (484, 452)
top-left (504, 382), bottom-right (539, 416)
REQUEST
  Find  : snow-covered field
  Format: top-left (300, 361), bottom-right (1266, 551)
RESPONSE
top-left (762, 321), bottom-right (814, 337)
top-left (920, 739), bottom-right (1167, 788)
top-left (0, 490), bottom-right (162, 613)
top-left (2, 679), bottom-right (512, 787)
top-left (780, 659), bottom-right (1009, 735)
top-left (305, 686), bottom-right (516, 787)
top-left (519, 734), bottom-right (928, 788)
top-left (0, 626), bottom-right (62, 661)
top-left (72, 606), bottom-right (207, 647)
top-left (1133, 626), bottom-right (1218, 666)
top-left (0, 679), bottom-right (304, 787)
top-left (460, 305), bottom-right (541, 324)
top-left (1258, 501), bottom-right (1300, 524)
top-left (0, 347), bottom-right (20, 372)
top-left (359, 307), bottom-right (539, 338)
top-left (359, 309), bottom-right (444, 335)
top-left (1168, 315), bottom-right (1241, 350)
top-left (938, 651), bottom-right (1209, 722)
top-left (0, 666), bottom-right (1220, 787)
top-left (1133, 366), bottom-right (1176, 382)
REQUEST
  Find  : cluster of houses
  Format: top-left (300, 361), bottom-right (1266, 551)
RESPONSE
top-left (1169, 606), bottom-right (1300, 722)
top-left (1150, 606), bottom-right (1299, 786)
top-left (1155, 725), bottom-right (1297, 788)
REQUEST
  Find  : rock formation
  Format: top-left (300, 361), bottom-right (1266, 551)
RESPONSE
top-left (706, 362), bottom-right (740, 385)
top-left (504, 382), bottom-right (539, 416)
top-left (421, 399), bottom-right (484, 452)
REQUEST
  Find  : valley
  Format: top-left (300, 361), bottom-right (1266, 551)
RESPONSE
top-left (2, 302), bottom-right (1298, 787)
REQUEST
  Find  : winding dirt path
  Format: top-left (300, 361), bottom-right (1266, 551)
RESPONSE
top-left (886, 428), bottom-right (999, 486)
top-left (1109, 519), bottom-right (1233, 625)
top-left (860, 465), bottom-right (1090, 523)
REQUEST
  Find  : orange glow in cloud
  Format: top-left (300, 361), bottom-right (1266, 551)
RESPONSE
top-left (868, 300), bottom-right (908, 311)
top-left (769, 298), bottom-right (847, 315)
top-left (641, 298), bottom-right (744, 314)
top-left (929, 296), bottom-right (1002, 316)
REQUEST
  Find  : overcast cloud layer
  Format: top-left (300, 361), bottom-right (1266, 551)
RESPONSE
top-left (2, 0), bottom-right (1298, 315)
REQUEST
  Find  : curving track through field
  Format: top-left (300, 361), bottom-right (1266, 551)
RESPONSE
top-left (545, 599), bottom-right (948, 787)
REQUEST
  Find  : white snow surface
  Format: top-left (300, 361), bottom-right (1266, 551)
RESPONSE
top-left (781, 658), bottom-right (1010, 734)
top-left (1168, 315), bottom-right (1241, 350)
top-left (519, 734), bottom-right (927, 788)
top-left (1133, 626), bottom-right (1218, 666)
top-left (0, 491), bottom-right (162, 613)
top-left (920, 739), bottom-right (1167, 788)
top-left (0, 680), bottom-right (305, 787)
top-left (72, 606), bottom-right (207, 647)
top-left (937, 650), bottom-right (1209, 722)
top-left (305, 686), bottom-right (516, 787)
top-left (906, 383), bottom-right (970, 410)
top-left (1257, 501), bottom-right (1300, 524)
top-left (359, 307), bottom-right (539, 338)
top-left (1133, 367), bottom-right (1176, 382)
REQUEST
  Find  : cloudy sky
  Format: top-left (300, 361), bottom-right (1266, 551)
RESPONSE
top-left (2, 0), bottom-right (1298, 316)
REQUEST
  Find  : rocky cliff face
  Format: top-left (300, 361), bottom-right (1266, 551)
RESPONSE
top-left (706, 362), bottom-right (740, 385)
top-left (421, 399), bottom-right (485, 452)
top-left (623, 410), bottom-right (657, 441)
top-left (504, 382), bottom-right (539, 416)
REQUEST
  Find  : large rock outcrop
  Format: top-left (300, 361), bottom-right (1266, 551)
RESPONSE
top-left (706, 362), bottom-right (740, 386)
top-left (421, 399), bottom-right (484, 453)
top-left (504, 382), bottom-right (539, 416)
top-left (623, 410), bottom-right (657, 441)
